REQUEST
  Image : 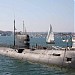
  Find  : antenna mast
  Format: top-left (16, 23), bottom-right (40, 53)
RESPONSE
top-left (23, 21), bottom-right (24, 33)
top-left (14, 19), bottom-right (15, 48)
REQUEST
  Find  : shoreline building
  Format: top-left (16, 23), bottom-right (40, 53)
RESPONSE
top-left (72, 36), bottom-right (75, 49)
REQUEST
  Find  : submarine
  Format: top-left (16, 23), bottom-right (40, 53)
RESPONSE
top-left (0, 33), bottom-right (75, 69)
top-left (0, 45), bottom-right (75, 69)
top-left (0, 20), bottom-right (75, 69)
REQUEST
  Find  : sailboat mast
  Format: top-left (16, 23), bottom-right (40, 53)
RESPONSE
top-left (14, 19), bottom-right (15, 48)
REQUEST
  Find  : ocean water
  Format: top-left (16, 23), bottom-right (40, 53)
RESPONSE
top-left (0, 55), bottom-right (75, 75)
top-left (0, 35), bottom-right (74, 75)
top-left (0, 34), bottom-right (72, 48)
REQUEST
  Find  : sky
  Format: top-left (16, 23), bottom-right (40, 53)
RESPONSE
top-left (0, 0), bottom-right (74, 32)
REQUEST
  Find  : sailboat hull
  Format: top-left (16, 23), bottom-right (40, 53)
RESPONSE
top-left (46, 41), bottom-right (55, 44)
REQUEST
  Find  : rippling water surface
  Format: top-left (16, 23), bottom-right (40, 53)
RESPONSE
top-left (0, 55), bottom-right (75, 75)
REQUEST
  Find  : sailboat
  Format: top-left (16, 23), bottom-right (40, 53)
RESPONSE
top-left (46, 24), bottom-right (55, 44)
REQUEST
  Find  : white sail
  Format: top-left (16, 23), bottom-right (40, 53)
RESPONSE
top-left (46, 24), bottom-right (55, 44)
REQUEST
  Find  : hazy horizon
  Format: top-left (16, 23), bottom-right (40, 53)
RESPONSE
top-left (0, 30), bottom-right (74, 33)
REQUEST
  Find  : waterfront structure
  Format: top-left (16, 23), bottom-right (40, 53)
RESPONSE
top-left (72, 36), bottom-right (75, 49)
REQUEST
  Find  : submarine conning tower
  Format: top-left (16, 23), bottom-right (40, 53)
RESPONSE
top-left (24, 34), bottom-right (30, 49)
top-left (16, 33), bottom-right (30, 53)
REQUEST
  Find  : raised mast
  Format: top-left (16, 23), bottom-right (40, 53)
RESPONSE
top-left (23, 20), bottom-right (24, 33)
top-left (14, 19), bottom-right (15, 48)
top-left (23, 21), bottom-right (26, 34)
